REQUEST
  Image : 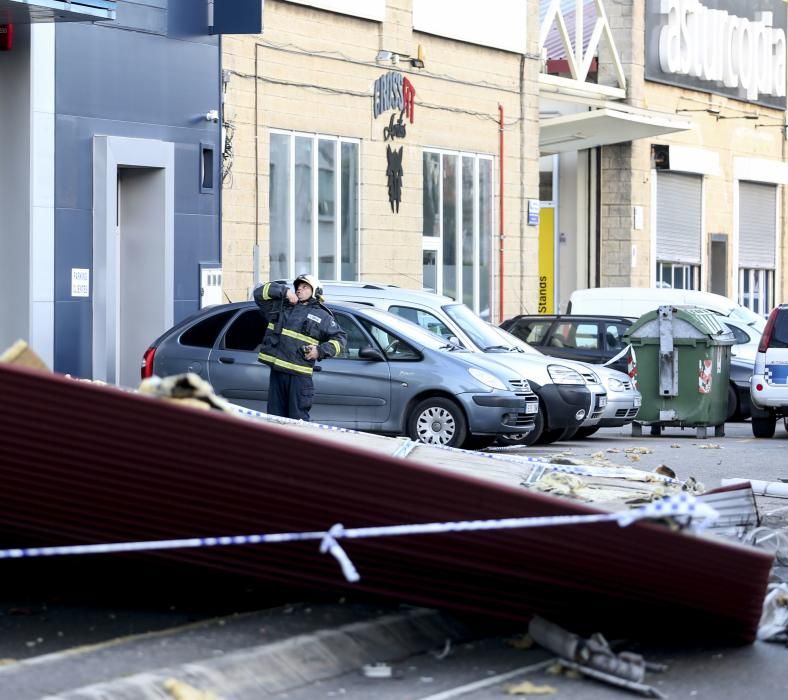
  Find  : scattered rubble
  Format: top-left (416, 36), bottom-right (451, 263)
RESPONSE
top-left (528, 616), bottom-right (665, 698)
top-left (506, 679), bottom-right (557, 695)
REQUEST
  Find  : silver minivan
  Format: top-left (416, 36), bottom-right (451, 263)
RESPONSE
top-left (321, 282), bottom-right (609, 444)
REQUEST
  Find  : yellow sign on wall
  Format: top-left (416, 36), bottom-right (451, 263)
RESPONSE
top-left (538, 206), bottom-right (554, 314)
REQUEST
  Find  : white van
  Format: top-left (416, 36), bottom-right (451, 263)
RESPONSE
top-left (567, 287), bottom-right (766, 332)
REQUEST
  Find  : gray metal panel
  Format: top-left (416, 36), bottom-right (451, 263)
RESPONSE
top-left (644, 0), bottom-right (788, 110)
top-left (739, 181), bottom-right (777, 269)
top-left (52, 1), bottom-right (220, 376)
top-left (656, 172), bottom-right (702, 264)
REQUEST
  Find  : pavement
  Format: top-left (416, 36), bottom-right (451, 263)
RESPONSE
top-left (0, 602), bottom-right (469, 699)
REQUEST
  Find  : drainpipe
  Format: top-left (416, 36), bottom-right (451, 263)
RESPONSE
top-left (253, 43), bottom-right (261, 290)
top-left (498, 103), bottom-right (505, 321)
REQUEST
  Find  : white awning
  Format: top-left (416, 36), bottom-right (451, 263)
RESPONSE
top-left (539, 106), bottom-right (693, 155)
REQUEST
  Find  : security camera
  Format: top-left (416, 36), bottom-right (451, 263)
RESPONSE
top-left (205, 110), bottom-right (219, 123)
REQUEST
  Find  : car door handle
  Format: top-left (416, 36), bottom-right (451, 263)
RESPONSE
top-left (313, 365), bottom-right (322, 372)
top-left (218, 356), bottom-right (235, 364)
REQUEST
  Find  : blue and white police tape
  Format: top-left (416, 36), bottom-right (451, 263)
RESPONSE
top-left (0, 494), bottom-right (717, 583)
top-left (229, 404), bottom-right (682, 486)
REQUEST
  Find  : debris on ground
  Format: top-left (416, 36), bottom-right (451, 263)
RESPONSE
top-left (624, 447), bottom-right (654, 455)
top-left (528, 616), bottom-right (665, 698)
top-left (362, 662), bottom-right (393, 678)
top-left (698, 443), bottom-right (722, 449)
top-left (506, 679), bottom-right (557, 695)
top-left (430, 638), bottom-right (453, 659)
top-left (530, 472), bottom-right (587, 498)
top-left (757, 583), bottom-right (788, 643)
top-left (138, 373), bottom-right (233, 413)
top-left (507, 634), bottom-right (534, 650)
top-left (163, 678), bottom-right (222, 700)
top-left (0, 340), bottom-right (48, 371)
top-left (670, 444), bottom-right (681, 448)
top-left (0, 358), bottom-right (777, 645)
top-left (654, 465), bottom-right (676, 478)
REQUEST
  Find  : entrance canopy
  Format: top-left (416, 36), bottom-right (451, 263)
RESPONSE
top-left (540, 105), bottom-right (693, 155)
top-left (0, 0), bottom-right (115, 23)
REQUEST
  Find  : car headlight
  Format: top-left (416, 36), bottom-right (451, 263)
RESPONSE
top-left (468, 367), bottom-right (508, 391)
top-left (547, 364), bottom-right (585, 385)
top-left (607, 377), bottom-right (625, 392)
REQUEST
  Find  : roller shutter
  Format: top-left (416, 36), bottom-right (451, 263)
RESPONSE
top-left (656, 172), bottom-right (702, 264)
top-left (738, 182), bottom-right (776, 269)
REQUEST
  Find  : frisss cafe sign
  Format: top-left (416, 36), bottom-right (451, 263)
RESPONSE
top-left (373, 71), bottom-right (415, 213)
top-left (645, 0), bottom-right (786, 109)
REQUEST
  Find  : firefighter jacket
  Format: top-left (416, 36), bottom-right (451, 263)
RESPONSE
top-left (253, 281), bottom-right (347, 377)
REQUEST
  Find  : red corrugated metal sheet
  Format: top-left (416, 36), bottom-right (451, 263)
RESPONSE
top-left (0, 363), bottom-right (774, 643)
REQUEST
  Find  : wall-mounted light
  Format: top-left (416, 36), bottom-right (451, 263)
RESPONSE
top-left (375, 44), bottom-right (425, 69)
top-left (205, 110), bottom-right (219, 123)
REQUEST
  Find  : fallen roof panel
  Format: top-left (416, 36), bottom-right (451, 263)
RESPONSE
top-left (0, 363), bottom-right (774, 643)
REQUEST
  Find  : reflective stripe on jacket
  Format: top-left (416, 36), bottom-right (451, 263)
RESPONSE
top-left (253, 282), bottom-right (347, 377)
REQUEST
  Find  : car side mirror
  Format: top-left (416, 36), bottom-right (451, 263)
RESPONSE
top-left (448, 335), bottom-right (461, 347)
top-left (359, 346), bottom-right (385, 361)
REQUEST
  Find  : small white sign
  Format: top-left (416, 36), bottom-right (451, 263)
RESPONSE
top-left (71, 268), bottom-right (90, 297)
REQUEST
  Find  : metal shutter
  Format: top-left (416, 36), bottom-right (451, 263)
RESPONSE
top-left (656, 172), bottom-right (702, 264)
top-left (739, 182), bottom-right (776, 269)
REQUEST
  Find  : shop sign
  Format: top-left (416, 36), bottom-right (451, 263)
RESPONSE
top-left (373, 71), bottom-right (416, 213)
top-left (645, 0), bottom-right (787, 109)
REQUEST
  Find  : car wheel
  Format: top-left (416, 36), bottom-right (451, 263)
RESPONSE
top-left (559, 426), bottom-right (579, 441)
top-left (726, 383), bottom-right (738, 421)
top-left (575, 426), bottom-right (600, 439)
top-left (495, 403), bottom-right (544, 447)
top-left (536, 427), bottom-right (564, 445)
top-left (752, 411), bottom-right (776, 438)
top-left (408, 397), bottom-right (468, 447)
top-left (462, 435), bottom-right (497, 450)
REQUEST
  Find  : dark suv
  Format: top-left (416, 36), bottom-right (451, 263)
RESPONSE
top-left (502, 312), bottom-right (755, 422)
top-left (500, 314), bottom-right (633, 373)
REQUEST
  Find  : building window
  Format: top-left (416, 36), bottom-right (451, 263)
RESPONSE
top-left (422, 149), bottom-right (493, 319)
top-left (269, 131), bottom-right (359, 282)
top-left (739, 268), bottom-right (773, 317)
top-left (656, 261), bottom-right (700, 290)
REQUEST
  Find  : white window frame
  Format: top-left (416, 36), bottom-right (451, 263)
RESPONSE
top-left (738, 268), bottom-right (774, 317)
top-left (421, 148), bottom-right (494, 316)
top-left (655, 261), bottom-right (700, 290)
top-left (270, 129), bottom-right (361, 281)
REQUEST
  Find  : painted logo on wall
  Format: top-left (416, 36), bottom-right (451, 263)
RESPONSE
top-left (373, 71), bottom-right (416, 213)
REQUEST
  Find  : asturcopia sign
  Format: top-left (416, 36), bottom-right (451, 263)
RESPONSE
top-left (645, 0), bottom-right (787, 109)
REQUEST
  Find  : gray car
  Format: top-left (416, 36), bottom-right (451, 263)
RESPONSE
top-left (142, 300), bottom-right (538, 449)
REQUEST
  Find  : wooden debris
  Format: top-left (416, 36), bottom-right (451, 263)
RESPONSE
top-left (0, 340), bottom-right (48, 371)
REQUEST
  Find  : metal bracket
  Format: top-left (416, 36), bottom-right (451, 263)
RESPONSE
top-left (658, 306), bottom-right (678, 397)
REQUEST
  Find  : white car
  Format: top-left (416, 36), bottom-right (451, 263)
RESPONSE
top-left (320, 282), bottom-right (619, 443)
top-left (750, 304), bottom-right (788, 438)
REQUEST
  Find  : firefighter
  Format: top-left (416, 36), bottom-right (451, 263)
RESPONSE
top-left (253, 274), bottom-right (347, 421)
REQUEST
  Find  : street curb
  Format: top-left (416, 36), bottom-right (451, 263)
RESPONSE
top-left (43, 608), bottom-right (468, 699)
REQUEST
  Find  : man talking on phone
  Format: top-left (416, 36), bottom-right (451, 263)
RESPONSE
top-left (253, 274), bottom-right (347, 421)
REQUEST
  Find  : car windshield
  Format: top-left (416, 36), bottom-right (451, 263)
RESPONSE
top-left (443, 303), bottom-right (517, 350)
top-left (727, 305), bottom-right (766, 332)
top-left (359, 307), bottom-right (465, 351)
top-left (443, 303), bottom-right (546, 355)
top-left (486, 324), bottom-right (545, 356)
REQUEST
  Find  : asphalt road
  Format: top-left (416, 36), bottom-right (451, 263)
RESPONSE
top-left (1, 421), bottom-right (786, 697)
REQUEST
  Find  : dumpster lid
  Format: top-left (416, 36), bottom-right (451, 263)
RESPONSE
top-left (625, 305), bottom-right (736, 344)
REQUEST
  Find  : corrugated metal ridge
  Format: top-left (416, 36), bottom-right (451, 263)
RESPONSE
top-left (0, 363), bottom-right (774, 643)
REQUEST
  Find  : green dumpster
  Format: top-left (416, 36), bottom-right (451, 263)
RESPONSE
top-left (624, 305), bottom-right (735, 439)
